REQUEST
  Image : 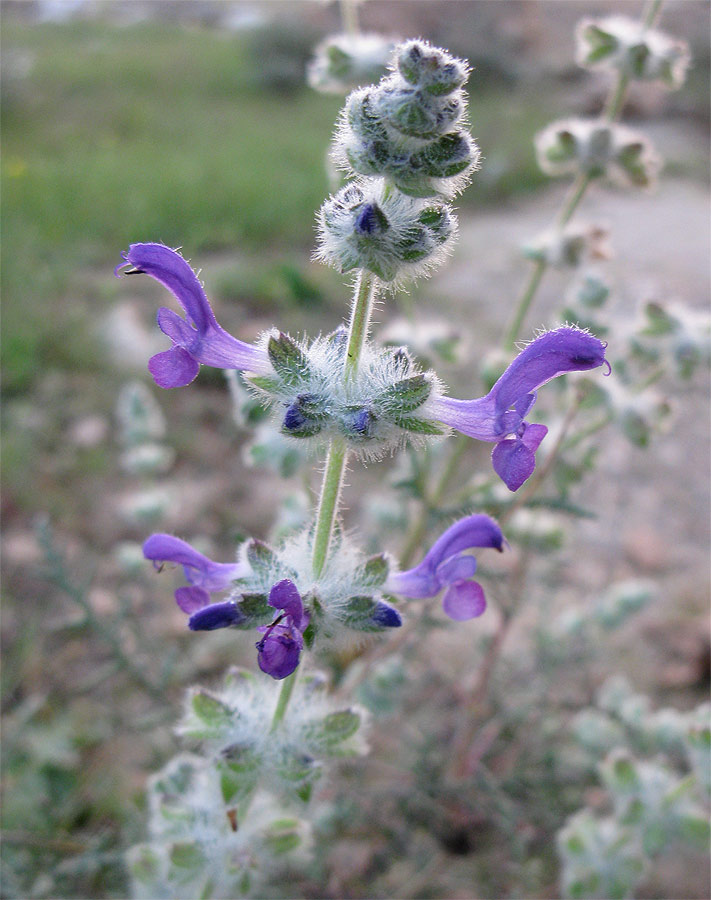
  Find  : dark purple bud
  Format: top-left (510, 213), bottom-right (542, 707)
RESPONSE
top-left (355, 203), bottom-right (389, 236)
top-left (370, 600), bottom-right (403, 628)
top-left (345, 407), bottom-right (376, 436)
top-left (283, 403), bottom-right (308, 431)
top-left (189, 601), bottom-right (247, 631)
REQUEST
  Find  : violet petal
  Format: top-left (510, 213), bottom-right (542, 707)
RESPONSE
top-left (435, 554), bottom-right (477, 588)
top-left (148, 347), bottom-right (200, 389)
top-left (268, 579), bottom-right (303, 623)
top-left (175, 585), bottom-right (211, 613)
top-left (386, 515), bottom-right (504, 599)
top-left (442, 580), bottom-right (487, 621)
top-left (491, 327), bottom-right (607, 413)
top-left (256, 631), bottom-right (302, 679)
top-left (492, 438), bottom-right (537, 492)
top-left (142, 533), bottom-right (244, 590)
top-left (124, 243), bottom-right (214, 333)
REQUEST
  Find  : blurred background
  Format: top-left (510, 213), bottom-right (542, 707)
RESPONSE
top-left (2, 1), bottom-right (709, 898)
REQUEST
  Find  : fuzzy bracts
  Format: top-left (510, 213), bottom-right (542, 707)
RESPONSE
top-left (316, 39), bottom-right (479, 285)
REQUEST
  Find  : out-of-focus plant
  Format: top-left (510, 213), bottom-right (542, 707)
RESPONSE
top-left (558, 680), bottom-right (710, 899)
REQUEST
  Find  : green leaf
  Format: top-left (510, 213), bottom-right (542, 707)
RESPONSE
top-left (218, 753), bottom-right (260, 804)
top-left (268, 333), bottom-right (310, 387)
top-left (356, 553), bottom-right (390, 589)
top-left (223, 666), bottom-right (256, 689)
top-left (247, 374), bottom-right (281, 395)
top-left (170, 841), bottom-right (205, 869)
top-left (379, 375), bottom-right (432, 413)
top-left (304, 708), bottom-right (361, 750)
top-left (611, 754), bottom-right (639, 789)
top-left (246, 538), bottom-right (277, 573)
top-left (301, 620), bottom-right (316, 650)
top-left (680, 812), bottom-right (711, 845)
top-left (236, 592), bottom-right (271, 624)
top-left (263, 817), bottom-right (304, 855)
top-left (128, 844), bottom-right (162, 883)
top-left (392, 414), bottom-right (445, 435)
top-left (191, 689), bottom-right (234, 730)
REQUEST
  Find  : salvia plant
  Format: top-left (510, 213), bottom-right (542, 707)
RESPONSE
top-left (558, 679), bottom-right (710, 900)
top-left (116, 3), bottom-right (707, 897)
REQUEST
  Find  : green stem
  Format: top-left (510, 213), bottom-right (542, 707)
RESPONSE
top-left (340, 0), bottom-right (359, 36)
top-left (270, 669), bottom-right (299, 731)
top-left (312, 271), bottom-right (378, 578)
top-left (603, 71), bottom-right (631, 121)
top-left (643, 0), bottom-right (664, 28)
top-left (557, 171), bottom-right (594, 227)
top-left (344, 271), bottom-right (377, 380)
top-left (503, 260), bottom-right (546, 352)
top-left (311, 438), bottom-right (348, 578)
top-left (563, 411), bottom-right (614, 450)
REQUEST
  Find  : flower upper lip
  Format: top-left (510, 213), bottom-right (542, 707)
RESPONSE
top-left (430, 326), bottom-right (609, 490)
top-left (116, 243), bottom-right (271, 388)
top-left (386, 514), bottom-right (504, 621)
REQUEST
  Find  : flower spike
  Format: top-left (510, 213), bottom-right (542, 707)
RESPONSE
top-left (142, 534), bottom-right (247, 630)
top-left (387, 514), bottom-right (504, 621)
top-left (116, 243), bottom-right (271, 388)
top-left (430, 326), bottom-right (609, 490)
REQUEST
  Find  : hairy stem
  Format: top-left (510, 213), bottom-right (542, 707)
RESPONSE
top-left (270, 668), bottom-right (299, 731)
top-left (311, 437), bottom-right (348, 578)
top-left (344, 271), bottom-right (377, 380)
top-left (313, 271), bottom-right (378, 579)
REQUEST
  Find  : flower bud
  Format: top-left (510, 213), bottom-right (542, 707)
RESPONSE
top-left (395, 40), bottom-right (469, 95)
top-left (332, 41), bottom-right (479, 199)
top-left (575, 16), bottom-right (690, 90)
top-left (372, 76), bottom-right (463, 139)
top-left (316, 179), bottom-right (457, 283)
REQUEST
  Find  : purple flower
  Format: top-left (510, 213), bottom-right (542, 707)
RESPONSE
top-left (256, 580), bottom-right (309, 680)
top-left (386, 514), bottom-right (504, 621)
top-left (143, 533), bottom-right (247, 630)
top-left (430, 326), bottom-right (609, 490)
top-left (116, 243), bottom-right (271, 388)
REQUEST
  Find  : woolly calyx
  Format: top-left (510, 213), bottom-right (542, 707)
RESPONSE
top-left (247, 331), bottom-right (447, 460)
top-left (331, 39), bottom-right (480, 199)
top-left (223, 529), bottom-right (402, 671)
top-left (316, 179), bottom-right (457, 284)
